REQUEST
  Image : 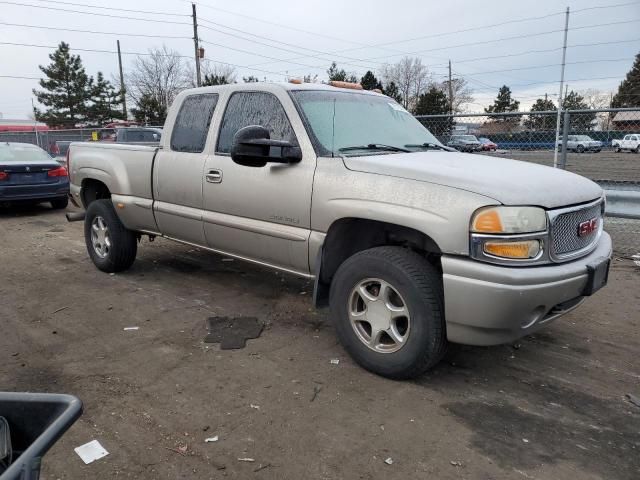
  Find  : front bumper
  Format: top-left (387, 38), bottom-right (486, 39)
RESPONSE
top-left (441, 232), bottom-right (612, 346)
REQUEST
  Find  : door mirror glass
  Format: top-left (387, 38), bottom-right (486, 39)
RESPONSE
top-left (230, 125), bottom-right (302, 167)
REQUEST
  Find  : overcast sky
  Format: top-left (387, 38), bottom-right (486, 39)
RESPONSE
top-left (0, 0), bottom-right (638, 119)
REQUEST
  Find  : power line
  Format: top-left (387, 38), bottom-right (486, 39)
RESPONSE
top-left (0, 22), bottom-right (192, 40)
top-left (186, 0), bottom-right (364, 47)
top-left (363, 19), bottom-right (640, 61)
top-left (29, 0), bottom-right (191, 17)
top-left (452, 58), bottom-right (635, 78)
top-left (0, 0), bottom-right (192, 25)
top-left (0, 42), bottom-right (290, 77)
top-left (198, 18), bottom-right (375, 69)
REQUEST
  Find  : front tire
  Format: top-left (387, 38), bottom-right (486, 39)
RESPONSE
top-left (51, 197), bottom-right (68, 209)
top-left (84, 199), bottom-right (137, 273)
top-left (329, 246), bottom-right (447, 379)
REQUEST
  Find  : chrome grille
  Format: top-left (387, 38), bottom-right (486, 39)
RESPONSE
top-left (550, 200), bottom-right (603, 259)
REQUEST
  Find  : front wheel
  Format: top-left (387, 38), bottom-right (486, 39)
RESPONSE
top-left (616, 147), bottom-right (621, 153)
top-left (329, 246), bottom-right (447, 379)
top-left (636, 146), bottom-right (640, 154)
top-left (84, 199), bottom-right (137, 273)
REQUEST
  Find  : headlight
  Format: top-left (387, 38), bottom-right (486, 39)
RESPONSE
top-left (471, 206), bottom-right (547, 234)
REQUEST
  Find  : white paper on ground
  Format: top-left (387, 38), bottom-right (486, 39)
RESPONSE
top-left (74, 440), bottom-right (109, 464)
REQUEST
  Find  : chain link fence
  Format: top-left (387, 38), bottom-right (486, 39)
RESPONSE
top-left (416, 108), bottom-right (640, 183)
top-left (416, 108), bottom-right (640, 258)
top-left (0, 127), bottom-right (152, 156)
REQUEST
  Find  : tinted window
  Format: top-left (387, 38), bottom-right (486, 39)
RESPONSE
top-left (171, 94), bottom-right (218, 153)
top-left (216, 92), bottom-right (296, 153)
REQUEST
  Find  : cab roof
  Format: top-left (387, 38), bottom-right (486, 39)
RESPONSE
top-left (179, 81), bottom-right (385, 96)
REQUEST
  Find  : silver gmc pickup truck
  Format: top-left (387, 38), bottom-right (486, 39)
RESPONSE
top-left (67, 82), bottom-right (612, 379)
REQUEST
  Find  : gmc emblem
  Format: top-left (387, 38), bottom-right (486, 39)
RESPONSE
top-left (578, 218), bottom-right (598, 237)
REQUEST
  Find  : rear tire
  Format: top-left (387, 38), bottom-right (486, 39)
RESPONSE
top-left (51, 197), bottom-right (68, 209)
top-left (84, 199), bottom-right (137, 273)
top-left (635, 146), bottom-right (640, 154)
top-left (576, 144), bottom-right (585, 153)
top-left (616, 147), bottom-right (621, 153)
top-left (329, 246), bottom-right (447, 379)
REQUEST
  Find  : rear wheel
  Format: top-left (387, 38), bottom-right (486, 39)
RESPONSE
top-left (84, 199), bottom-right (137, 273)
top-left (635, 146), bottom-right (640, 154)
top-left (616, 147), bottom-right (621, 153)
top-left (50, 197), bottom-right (68, 209)
top-left (576, 144), bottom-right (585, 153)
top-left (329, 246), bottom-right (447, 379)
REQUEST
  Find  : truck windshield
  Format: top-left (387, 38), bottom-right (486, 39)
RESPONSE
top-left (291, 90), bottom-right (442, 156)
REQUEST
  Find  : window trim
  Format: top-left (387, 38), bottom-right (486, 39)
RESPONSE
top-left (170, 93), bottom-right (219, 153)
top-left (215, 90), bottom-right (298, 155)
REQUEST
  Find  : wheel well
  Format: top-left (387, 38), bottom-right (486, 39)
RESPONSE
top-left (81, 179), bottom-right (111, 208)
top-left (314, 218), bottom-right (441, 307)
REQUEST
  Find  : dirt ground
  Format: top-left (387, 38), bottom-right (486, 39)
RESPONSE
top-left (1, 204), bottom-right (639, 480)
top-left (481, 149), bottom-right (639, 183)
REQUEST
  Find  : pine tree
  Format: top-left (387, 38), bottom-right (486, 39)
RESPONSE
top-left (485, 85), bottom-right (521, 124)
top-left (327, 62), bottom-right (347, 82)
top-left (414, 86), bottom-right (453, 136)
top-left (415, 86), bottom-right (449, 115)
top-left (87, 72), bottom-right (123, 126)
top-left (524, 97), bottom-right (556, 130)
top-left (562, 90), bottom-right (596, 131)
top-left (33, 42), bottom-right (91, 127)
top-left (611, 52), bottom-right (640, 108)
top-left (360, 71), bottom-right (382, 90)
top-left (384, 81), bottom-right (403, 104)
top-left (131, 94), bottom-right (167, 125)
top-left (203, 74), bottom-right (231, 86)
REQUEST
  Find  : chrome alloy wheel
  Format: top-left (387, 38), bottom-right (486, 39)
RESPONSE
top-left (348, 278), bottom-right (411, 353)
top-left (91, 215), bottom-right (111, 259)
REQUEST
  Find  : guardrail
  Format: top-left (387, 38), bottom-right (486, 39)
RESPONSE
top-left (597, 181), bottom-right (640, 219)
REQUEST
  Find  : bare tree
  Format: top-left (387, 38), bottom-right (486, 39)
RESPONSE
top-left (440, 77), bottom-right (474, 113)
top-left (579, 88), bottom-right (613, 129)
top-left (381, 57), bottom-right (431, 111)
top-left (126, 45), bottom-right (190, 115)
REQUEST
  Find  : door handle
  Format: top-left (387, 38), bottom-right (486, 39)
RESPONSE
top-left (205, 169), bottom-right (223, 183)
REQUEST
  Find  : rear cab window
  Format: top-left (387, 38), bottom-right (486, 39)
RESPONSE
top-left (171, 94), bottom-right (219, 153)
top-left (216, 91), bottom-right (297, 154)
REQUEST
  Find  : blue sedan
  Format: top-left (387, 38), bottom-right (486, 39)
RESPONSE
top-left (0, 142), bottom-right (69, 209)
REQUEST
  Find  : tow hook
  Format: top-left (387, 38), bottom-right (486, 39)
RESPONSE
top-left (65, 212), bottom-right (86, 222)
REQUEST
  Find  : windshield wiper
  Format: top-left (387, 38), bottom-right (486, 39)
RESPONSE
top-left (338, 143), bottom-right (411, 153)
top-left (405, 142), bottom-right (455, 152)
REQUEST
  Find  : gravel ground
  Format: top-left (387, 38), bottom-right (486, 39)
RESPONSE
top-left (481, 149), bottom-right (639, 183)
top-left (1, 204), bottom-right (639, 480)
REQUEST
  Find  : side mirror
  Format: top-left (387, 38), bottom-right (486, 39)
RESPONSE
top-left (230, 125), bottom-right (302, 167)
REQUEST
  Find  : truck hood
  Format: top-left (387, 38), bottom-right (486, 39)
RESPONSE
top-left (343, 151), bottom-right (603, 209)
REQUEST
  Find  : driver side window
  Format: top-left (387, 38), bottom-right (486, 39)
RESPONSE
top-left (216, 92), bottom-right (297, 154)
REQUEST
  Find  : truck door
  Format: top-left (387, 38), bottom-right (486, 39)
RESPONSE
top-left (202, 90), bottom-right (316, 275)
top-left (153, 93), bottom-right (219, 245)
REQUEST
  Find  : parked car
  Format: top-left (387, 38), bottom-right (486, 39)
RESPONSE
top-left (67, 82), bottom-right (611, 379)
top-left (50, 140), bottom-right (72, 163)
top-left (447, 134), bottom-right (482, 152)
top-left (115, 127), bottom-right (162, 144)
top-left (557, 135), bottom-right (602, 153)
top-left (612, 134), bottom-right (640, 153)
top-left (478, 137), bottom-right (497, 151)
top-left (0, 142), bottom-right (69, 208)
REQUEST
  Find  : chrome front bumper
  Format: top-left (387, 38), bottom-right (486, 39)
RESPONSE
top-left (441, 232), bottom-right (612, 346)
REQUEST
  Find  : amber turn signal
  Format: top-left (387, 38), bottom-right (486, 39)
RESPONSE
top-left (483, 240), bottom-right (541, 259)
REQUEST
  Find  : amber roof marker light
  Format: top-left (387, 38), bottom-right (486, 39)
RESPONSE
top-left (328, 81), bottom-right (363, 90)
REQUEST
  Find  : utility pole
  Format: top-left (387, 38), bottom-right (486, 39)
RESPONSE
top-left (448, 60), bottom-right (454, 115)
top-left (31, 98), bottom-right (39, 147)
top-left (553, 6), bottom-right (570, 168)
top-left (117, 40), bottom-right (127, 119)
top-left (192, 3), bottom-right (202, 87)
